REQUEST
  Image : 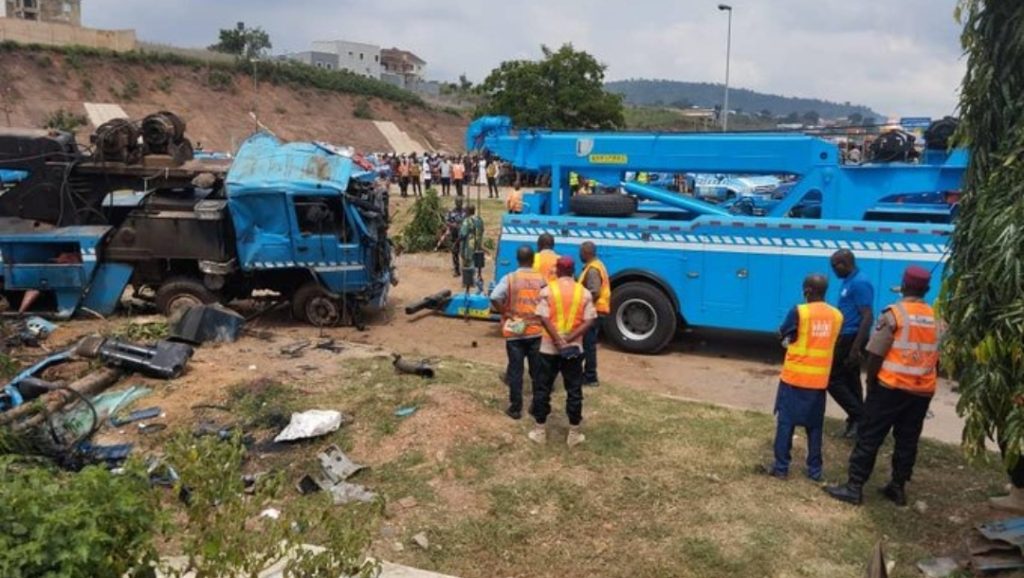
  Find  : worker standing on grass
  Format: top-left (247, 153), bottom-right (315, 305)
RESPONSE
top-left (506, 184), bottom-right (524, 213)
top-left (760, 274), bottom-right (843, 481)
top-left (529, 257), bottom-right (597, 447)
top-left (578, 241), bottom-right (610, 387)
top-left (825, 266), bottom-right (940, 507)
top-left (443, 197), bottom-right (466, 277)
top-left (459, 205), bottom-right (484, 284)
top-left (440, 156), bottom-right (452, 196)
top-left (410, 157), bottom-right (422, 197)
top-left (533, 233), bottom-right (559, 282)
top-left (490, 245), bottom-right (546, 420)
top-left (829, 249), bottom-right (874, 439)
top-left (452, 157), bottom-right (466, 197)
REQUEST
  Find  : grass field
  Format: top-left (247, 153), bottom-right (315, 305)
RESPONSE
top-left (229, 354), bottom-right (1009, 578)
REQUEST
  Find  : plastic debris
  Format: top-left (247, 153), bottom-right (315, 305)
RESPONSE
top-left (916, 558), bottom-right (960, 578)
top-left (395, 406), bottom-right (417, 418)
top-left (110, 406), bottom-right (161, 426)
top-left (260, 508), bottom-right (281, 520)
top-left (274, 410), bottom-right (344, 442)
top-left (413, 532), bottom-right (430, 550)
top-left (327, 481), bottom-right (376, 505)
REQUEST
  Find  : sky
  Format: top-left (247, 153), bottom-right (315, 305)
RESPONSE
top-left (81, 0), bottom-right (966, 118)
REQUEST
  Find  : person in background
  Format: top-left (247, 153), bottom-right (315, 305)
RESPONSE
top-left (452, 157), bottom-right (466, 197)
top-left (443, 197), bottom-right (466, 277)
top-left (440, 156), bottom-right (452, 196)
top-left (829, 249), bottom-right (874, 439)
top-left (421, 154), bottom-right (432, 192)
top-left (478, 157), bottom-right (490, 196)
top-left (529, 256), bottom-right (596, 447)
top-left (410, 155), bottom-right (422, 197)
top-left (762, 274), bottom-right (843, 481)
top-left (459, 204), bottom-right (484, 284)
top-left (506, 184), bottom-right (524, 214)
top-left (825, 266), bottom-right (940, 507)
top-left (397, 157), bottom-right (410, 198)
top-left (487, 160), bottom-right (500, 198)
top-left (578, 241), bottom-right (610, 387)
top-left (491, 245), bottom-right (546, 420)
top-left (533, 233), bottom-right (559, 282)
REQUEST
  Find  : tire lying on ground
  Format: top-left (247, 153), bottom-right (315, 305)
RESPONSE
top-left (569, 193), bottom-right (638, 217)
top-left (605, 282), bottom-right (677, 354)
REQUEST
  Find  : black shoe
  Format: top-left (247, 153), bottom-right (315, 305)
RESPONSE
top-left (583, 381), bottom-right (599, 388)
top-left (755, 463), bottom-right (788, 480)
top-left (879, 482), bottom-right (907, 506)
top-left (505, 406), bottom-right (522, 420)
top-left (842, 422), bottom-right (860, 440)
top-left (824, 483), bottom-right (863, 505)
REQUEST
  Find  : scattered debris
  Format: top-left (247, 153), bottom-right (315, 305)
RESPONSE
top-left (24, 316), bottom-right (57, 340)
top-left (259, 508), bottom-right (281, 520)
top-left (413, 532), bottom-right (430, 550)
top-left (76, 336), bottom-right (193, 379)
top-left (395, 406), bottom-right (417, 418)
top-left (319, 444), bottom-right (366, 482)
top-left (916, 557), bottom-right (960, 578)
top-left (296, 474), bottom-right (322, 495)
top-left (110, 406), bottom-right (162, 427)
top-left (280, 340), bottom-right (311, 358)
top-left (969, 517), bottom-right (1024, 572)
top-left (169, 303), bottom-right (245, 344)
top-left (138, 423), bottom-right (167, 434)
top-left (274, 410), bottom-right (345, 442)
top-left (392, 542), bottom-right (405, 553)
top-left (327, 482), bottom-right (376, 505)
top-left (314, 338), bottom-right (344, 353)
top-left (392, 353), bottom-right (435, 378)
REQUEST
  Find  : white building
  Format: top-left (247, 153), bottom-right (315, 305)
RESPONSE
top-left (312, 40), bottom-right (381, 78)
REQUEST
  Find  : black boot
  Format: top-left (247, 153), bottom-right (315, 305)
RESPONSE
top-left (505, 405), bottom-right (522, 420)
top-left (824, 482), bottom-right (863, 505)
top-left (879, 481), bottom-right (907, 506)
top-left (842, 421), bottom-right (860, 440)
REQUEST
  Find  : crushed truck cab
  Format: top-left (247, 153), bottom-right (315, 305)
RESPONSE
top-left (469, 116), bottom-right (965, 353)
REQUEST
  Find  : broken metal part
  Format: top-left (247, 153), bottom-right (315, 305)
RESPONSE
top-left (169, 303), bottom-right (245, 345)
top-left (318, 444), bottom-right (365, 484)
top-left (327, 482), bottom-right (376, 505)
top-left (110, 406), bottom-right (162, 427)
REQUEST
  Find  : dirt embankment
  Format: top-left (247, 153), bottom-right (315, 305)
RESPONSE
top-left (0, 49), bottom-right (468, 153)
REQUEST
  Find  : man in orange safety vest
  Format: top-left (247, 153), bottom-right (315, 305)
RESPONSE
top-left (579, 241), bottom-right (611, 387)
top-left (533, 233), bottom-right (559, 282)
top-left (761, 274), bottom-right (843, 481)
top-left (826, 265), bottom-right (940, 506)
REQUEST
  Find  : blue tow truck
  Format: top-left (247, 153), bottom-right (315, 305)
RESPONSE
top-left (468, 116), bottom-right (965, 353)
top-left (0, 120), bottom-right (394, 325)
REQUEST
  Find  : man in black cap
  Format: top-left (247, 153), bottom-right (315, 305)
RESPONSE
top-left (825, 265), bottom-right (941, 506)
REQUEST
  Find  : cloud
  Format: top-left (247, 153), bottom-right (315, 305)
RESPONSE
top-left (81, 0), bottom-right (964, 118)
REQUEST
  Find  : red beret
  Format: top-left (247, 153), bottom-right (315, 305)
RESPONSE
top-left (902, 265), bottom-right (931, 291)
top-left (556, 256), bottom-right (575, 273)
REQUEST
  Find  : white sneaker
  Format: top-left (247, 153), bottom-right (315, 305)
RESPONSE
top-left (527, 425), bottom-right (547, 444)
top-left (566, 427), bottom-right (585, 448)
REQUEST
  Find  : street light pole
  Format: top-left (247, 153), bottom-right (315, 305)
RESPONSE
top-left (718, 4), bottom-right (733, 132)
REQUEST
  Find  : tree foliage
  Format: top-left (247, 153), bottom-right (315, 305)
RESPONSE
top-left (476, 44), bottom-right (625, 129)
top-left (209, 24), bottom-right (272, 60)
top-left (944, 0), bottom-right (1024, 463)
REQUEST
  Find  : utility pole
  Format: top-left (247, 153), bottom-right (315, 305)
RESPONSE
top-left (718, 4), bottom-right (733, 132)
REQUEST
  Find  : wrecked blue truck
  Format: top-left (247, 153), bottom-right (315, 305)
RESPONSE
top-left (0, 125), bottom-right (394, 326)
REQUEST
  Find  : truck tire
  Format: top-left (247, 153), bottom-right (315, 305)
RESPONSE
top-left (570, 194), bottom-right (637, 217)
top-left (292, 283), bottom-right (343, 327)
top-left (605, 282), bottom-right (677, 354)
top-left (155, 277), bottom-right (217, 318)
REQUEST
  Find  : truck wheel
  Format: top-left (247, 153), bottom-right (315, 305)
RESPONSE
top-left (570, 194), bottom-right (638, 217)
top-left (155, 277), bottom-right (217, 317)
top-left (292, 283), bottom-right (342, 327)
top-left (606, 282), bottom-right (677, 354)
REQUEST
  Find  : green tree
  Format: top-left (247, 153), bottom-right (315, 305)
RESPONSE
top-left (209, 23), bottom-right (272, 60)
top-left (476, 44), bottom-right (624, 129)
top-left (944, 0), bottom-right (1024, 468)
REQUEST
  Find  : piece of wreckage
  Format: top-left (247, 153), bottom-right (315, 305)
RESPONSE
top-left (0, 114), bottom-right (396, 328)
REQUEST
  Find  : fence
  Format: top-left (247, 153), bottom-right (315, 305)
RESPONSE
top-left (0, 18), bottom-right (135, 51)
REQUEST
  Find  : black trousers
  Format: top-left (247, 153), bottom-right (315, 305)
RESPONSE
top-left (411, 178), bottom-right (422, 196)
top-left (454, 179), bottom-right (464, 196)
top-left (828, 334), bottom-right (864, 425)
top-left (531, 353), bottom-right (584, 426)
top-left (847, 382), bottom-right (931, 486)
top-left (506, 337), bottom-right (541, 412)
top-left (450, 239), bottom-right (461, 274)
top-left (487, 177), bottom-right (498, 197)
top-left (441, 177), bottom-right (451, 195)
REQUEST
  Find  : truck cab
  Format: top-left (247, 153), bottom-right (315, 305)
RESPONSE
top-left (469, 116), bottom-right (965, 353)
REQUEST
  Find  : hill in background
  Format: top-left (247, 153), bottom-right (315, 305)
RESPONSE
top-left (606, 78), bottom-right (882, 121)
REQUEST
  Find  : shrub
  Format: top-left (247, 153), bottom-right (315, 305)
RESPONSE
top-left (113, 79), bottom-right (140, 101)
top-left (154, 75), bottom-right (173, 93)
top-left (273, 104), bottom-right (287, 114)
top-left (398, 189), bottom-right (447, 252)
top-left (42, 108), bottom-right (88, 133)
top-left (206, 69), bottom-right (235, 92)
top-left (81, 77), bottom-right (93, 97)
top-left (353, 97), bottom-right (373, 120)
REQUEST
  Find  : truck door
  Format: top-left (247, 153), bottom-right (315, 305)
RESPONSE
top-left (700, 235), bottom-right (749, 322)
top-left (292, 196), bottom-right (343, 266)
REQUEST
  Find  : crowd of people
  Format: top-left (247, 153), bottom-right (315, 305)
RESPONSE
top-left (380, 152), bottom-right (510, 199)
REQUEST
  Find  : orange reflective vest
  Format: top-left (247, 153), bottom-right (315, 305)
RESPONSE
top-left (507, 189), bottom-right (524, 213)
top-left (545, 278), bottom-right (586, 342)
top-left (579, 258), bottom-right (611, 315)
top-left (780, 302), bottom-right (843, 389)
top-left (452, 163), bottom-right (465, 180)
top-left (501, 270), bottom-right (545, 338)
top-left (533, 249), bottom-right (559, 282)
top-left (877, 300), bottom-right (939, 395)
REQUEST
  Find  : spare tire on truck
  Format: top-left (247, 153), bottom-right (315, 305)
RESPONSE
top-left (570, 194), bottom-right (637, 217)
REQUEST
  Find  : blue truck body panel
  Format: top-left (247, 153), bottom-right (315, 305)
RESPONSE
top-left (470, 116), bottom-right (965, 351)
